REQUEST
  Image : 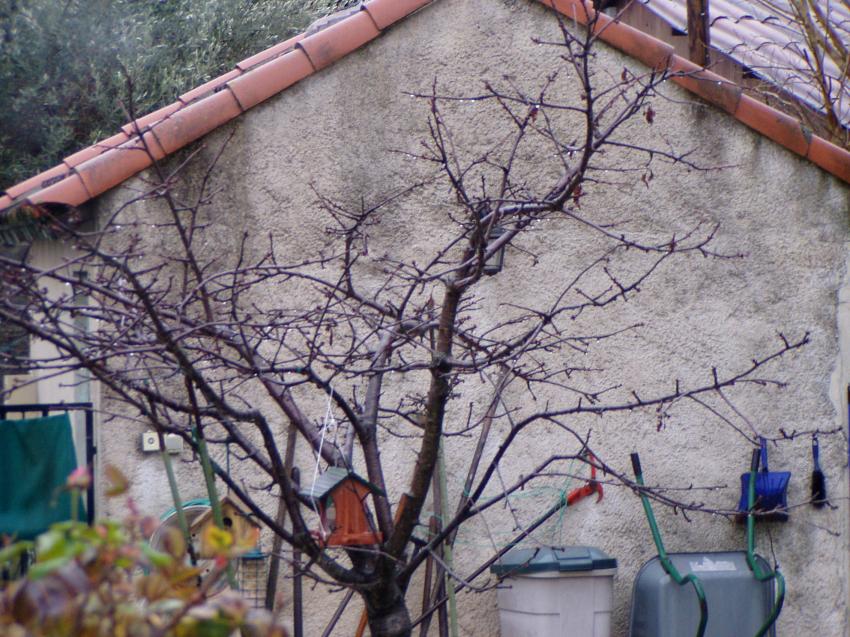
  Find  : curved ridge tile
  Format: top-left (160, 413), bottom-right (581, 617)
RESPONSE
top-left (364, 0), bottom-right (434, 30)
top-left (297, 11), bottom-right (381, 71)
top-left (29, 173), bottom-right (91, 207)
top-left (228, 49), bottom-right (315, 110)
top-left (735, 95), bottom-right (810, 156)
top-left (236, 35), bottom-right (305, 71)
top-left (807, 135), bottom-right (850, 182)
top-left (75, 141), bottom-right (156, 199)
top-left (151, 90), bottom-right (244, 156)
top-left (64, 132), bottom-right (132, 170)
top-left (122, 103), bottom-right (183, 137)
top-left (539, 0), bottom-right (597, 23)
top-left (595, 17), bottom-right (676, 70)
top-left (5, 165), bottom-right (70, 200)
top-left (179, 70), bottom-right (243, 105)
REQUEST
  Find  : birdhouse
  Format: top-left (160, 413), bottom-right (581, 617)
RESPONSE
top-left (190, 495), bottom-right (261, 558)
top-left (301, 467), bottom-right (384, 547)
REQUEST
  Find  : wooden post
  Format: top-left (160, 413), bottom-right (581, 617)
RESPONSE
top-left (687, 0), bottom-right (710, 66)
top-left (264, 424), bottom-right (298, 610)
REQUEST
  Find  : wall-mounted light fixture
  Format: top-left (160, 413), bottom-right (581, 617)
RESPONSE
top-left (483, 224), bottom-right (506, 276)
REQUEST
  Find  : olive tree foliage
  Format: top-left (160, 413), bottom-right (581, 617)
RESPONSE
top-left (0, 8), bottom-right (813, 637)
top-left (0, 0), bottom-right (343, 191)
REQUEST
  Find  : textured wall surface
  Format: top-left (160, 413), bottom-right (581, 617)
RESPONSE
top-left (93, 0), bottom-right (850, 634)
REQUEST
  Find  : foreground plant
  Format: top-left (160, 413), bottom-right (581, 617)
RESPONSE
top-left (0, 469), bottom-right (286, 637)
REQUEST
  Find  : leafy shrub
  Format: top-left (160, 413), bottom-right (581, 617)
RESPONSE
top-left (0, 467), bottom-right (287, 637)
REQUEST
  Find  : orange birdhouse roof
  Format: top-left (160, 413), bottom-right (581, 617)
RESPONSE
top-left (300, 466), bottom-right (384, 503)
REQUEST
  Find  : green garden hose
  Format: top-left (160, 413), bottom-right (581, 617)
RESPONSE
top-left (746, 449), bottom-right (785, 637)
top-left (631, 453), bottom-right (707, 637)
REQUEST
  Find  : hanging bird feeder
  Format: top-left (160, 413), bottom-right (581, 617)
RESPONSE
top-left (302, 467), bottom-right (384, 547)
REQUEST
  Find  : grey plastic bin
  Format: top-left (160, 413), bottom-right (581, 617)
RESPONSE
top-left (629, 551), bottom-right (777, 637)
top-left (491, 546), bottom-right (617, 637)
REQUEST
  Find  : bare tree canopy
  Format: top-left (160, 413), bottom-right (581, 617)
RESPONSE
top-left (0, 5), bottom-right (840, 636)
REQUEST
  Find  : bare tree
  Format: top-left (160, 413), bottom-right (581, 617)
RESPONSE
top-left (0, 9), bottom-right (814, 637)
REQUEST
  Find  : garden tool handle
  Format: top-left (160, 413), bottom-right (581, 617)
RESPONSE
top-left (630, 451), bottom-right (707, 637)
top-left (812, 434), bottom-right (820, 467)
top-left (759, 437), bottom-right (769, 472)
top-left (630, 452), bottom-right (642, 479)
top-left (750, 448), bottom-right (760, 475)
top-left (746, 447), bottom-right (785, 637)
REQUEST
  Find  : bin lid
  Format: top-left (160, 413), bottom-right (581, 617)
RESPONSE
top-left (490, 546), bottom-right (616, 576)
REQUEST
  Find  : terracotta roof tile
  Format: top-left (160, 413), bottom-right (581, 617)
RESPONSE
top-left (673, 70), bottom-right (742, 115)
top-left (297, 11), bottom-right (381, 71)
top-left (545, 0), bottom-right (591, 19)
top-left (2, 0), bottom-right (848, 217)
top-left (808, 136), bottom-right (850, 183)
top-left (666, 55), bottom-right (702, 76)
top-left (121, 102), bottom-right (183, 136)
top-left (179, 69), bottom-right (243, 105)
top-left (594, 14), bottom-right (676, 70)
top-left (4, 164), bottom-right (70, 200)
top-left (363, 0), bottom-right (434, 30)
top-left (735, 95), bottom-right (810, 156)
top-left (28, 173), bottom-right (91, 207)
top-left (152, 88), bottom-right (244, 156)
top-left (143, 130), bottom-right (169, 161)
top-left (76, 139), bottom-right (158, 198)
top-left (227, 48), bottom-right (314, 111)
top-left (236, 35), bottom-right (304, 71)
top-left (63, 132), bottom-right (131, 169)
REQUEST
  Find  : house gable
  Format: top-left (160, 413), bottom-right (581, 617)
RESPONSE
top-left (3, 2), bottom-right (850, 635)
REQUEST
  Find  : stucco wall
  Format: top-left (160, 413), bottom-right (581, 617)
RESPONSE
top-left (93, 0), bottom-right (850, 634)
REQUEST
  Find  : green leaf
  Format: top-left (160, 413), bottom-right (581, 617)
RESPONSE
top-left (0, 540), bottom-right (33, 567)
top-left (35, 529), bottom-right (69, 562)
top-left (27, 556), bottom-right (73, 580)
top-left (141, 543), bottom-right (174, 569)
top-left (194, 618), bottom-right (236, 637)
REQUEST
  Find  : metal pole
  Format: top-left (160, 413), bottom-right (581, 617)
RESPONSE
top-left (321, 589), bottom-right (355, 637)
top-left (293, 548), bottom-right (303, 637)
top-left (85, 408), bottom-right (95, 525)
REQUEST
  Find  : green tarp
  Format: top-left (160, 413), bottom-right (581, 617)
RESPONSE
top-left (0, 413), bottom-right (79, 539)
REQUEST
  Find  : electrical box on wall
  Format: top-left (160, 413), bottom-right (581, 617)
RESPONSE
top-left (141, 431), bottom-right (183, 454)
top-left (141, 431), bottom-right (159, 452)
top-left (164, 434), bottom-right (183, 454)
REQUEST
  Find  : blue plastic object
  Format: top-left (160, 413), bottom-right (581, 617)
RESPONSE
top-left (737, 438), bottom-right (790, 522)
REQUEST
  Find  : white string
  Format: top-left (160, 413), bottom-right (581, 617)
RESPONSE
top-left (331, 407), bottom-right (341, 451)
top-left (309, 384), bottom-right (335, 536)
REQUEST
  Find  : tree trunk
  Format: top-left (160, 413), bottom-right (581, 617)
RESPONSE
top-left (364, 587), bottom-right (413, 637)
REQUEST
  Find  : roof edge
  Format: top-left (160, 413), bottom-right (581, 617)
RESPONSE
top-left (2, 0), bottom-right (848, 217)
top-left (535, 0), bottom-right (850, 182)
top-left (0, 0), bottom-right (435, 215)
